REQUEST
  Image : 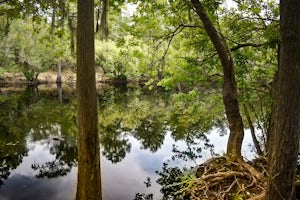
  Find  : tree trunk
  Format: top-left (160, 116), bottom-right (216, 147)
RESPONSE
top-left (96, 7), bottom-right (100, 33)
top-left (243, 104), bottom-right (263, 156)
top-left (100, 0), bottom-right (108, 40)
top-left (67, 14), bottom-right (75, 56)
top-left (56, 59), bottom-right (62, 84)
top-left (50, 1), bottom-right (56, 34)
top-left (266, 1), bottom-right (300, 200)
top-left (4, 15), bottom-right (10, 36)
top-left (57, 82), bottom-right (62, 104)
top-left (76, 0), bottom-right (102, 199)
top-left (190, 0), bottom-right (244, 161)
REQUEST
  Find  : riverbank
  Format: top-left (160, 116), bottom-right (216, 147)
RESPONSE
top-left (0, 69), bottom-right (151, 89)
top-left (0, 69), bottom-right (103, 84)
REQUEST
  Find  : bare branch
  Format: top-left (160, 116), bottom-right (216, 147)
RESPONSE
top-left (161, 25), bottom-right (185, 59)
top-left (181, 23), bottom-right (203, 29)
top-left (230, 43), bottom-right (264, 51)
top-left (179, 41), bottom-right (273, 68)
top-left (146, 22), bottom-right (205, 72)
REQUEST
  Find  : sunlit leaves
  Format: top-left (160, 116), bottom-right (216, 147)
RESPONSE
top-left (0, 18), bottom-right (73, 74)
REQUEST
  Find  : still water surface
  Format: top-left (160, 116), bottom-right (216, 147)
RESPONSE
top-left (0, 85), bottom-right (255, 200)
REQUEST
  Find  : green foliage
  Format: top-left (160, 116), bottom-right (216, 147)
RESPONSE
top-left (0, 0), bottom-right (279, 139)
top-left (22, 69), bottom-right (39, 81)
top-left (95, 37), bottom-right (152, 80)
top-left (95, 39), bottom-right (130, 79)
top-left (0, 18), bottom-right (74, 77)
top-left (126, 0), bottom-right (278, 135)
top-left (0, 0), bottom-right (279, 93)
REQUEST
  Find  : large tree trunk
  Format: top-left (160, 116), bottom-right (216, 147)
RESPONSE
top-left (266, 1), bottom-right (300, 199)
top-left (190, 0), bottom-right (244, 161)
top-left (76, 0), bottom-right (102, 199)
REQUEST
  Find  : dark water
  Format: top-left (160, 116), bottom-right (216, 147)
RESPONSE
top-left (0, 85), bottom-right (255, 200)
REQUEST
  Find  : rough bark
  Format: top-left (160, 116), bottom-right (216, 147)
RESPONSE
top-left (76, 0), bottom-right (102, 199)
top-left (190, 0), bottom-right (244, 161)
top-left (266, 1), bottom-right (300, 200)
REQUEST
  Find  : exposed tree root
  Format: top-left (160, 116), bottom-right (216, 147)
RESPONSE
top-left (160, 156), bottom-right (300, 199)
top-left (188, 156), bottom-right (266, 200)
top-left (248, 191), bottom-right (265, 200)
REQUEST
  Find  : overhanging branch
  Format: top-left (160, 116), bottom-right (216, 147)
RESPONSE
top-left (160, 23), bottom-right (203, 58)
top-left (231, 43), bottom-right (263, 51)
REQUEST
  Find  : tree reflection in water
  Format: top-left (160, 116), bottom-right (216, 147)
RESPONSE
top-left (0, 87), bottom-right (77, 190)
top-left (0, 85), bottom-right (229, 200)
top-left (31, 136), bottom-right (77, 179)
top-left (101, 122), bottom-right (132, 163)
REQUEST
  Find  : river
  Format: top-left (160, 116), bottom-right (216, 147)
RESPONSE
top-left (0, 84), bottom-right (256, 200)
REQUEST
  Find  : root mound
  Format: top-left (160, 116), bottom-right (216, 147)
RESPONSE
top-left (190, 156), bottom-right (266, 200)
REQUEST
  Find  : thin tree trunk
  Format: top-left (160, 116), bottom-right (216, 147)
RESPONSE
top-left (51, 3), bottom-right (56, 32)
top-left (243, 104), bottom-right (263, 156)
top-left (191, 0), bottom-right (244, 161)
top-left (96, 7), bottom-right (100, 33)
top-left (76, 0), bottom-right (102, 199)
top-left (4, 15), bottom-right (10, 36)
top-left (99, 0), bottom-right (108, 40)
top-left (64, 1), bottom-right (75, 55)
top-left (56, 59), bottom-right (62, 83)
top-left (266, 0), bottom-right (300, 199)
top-left (57, 82), bottom-right (62, 104)
top-left (67, 13), bottom-right (75, 56)
top-left (58, 0), bottom-right (65, 24)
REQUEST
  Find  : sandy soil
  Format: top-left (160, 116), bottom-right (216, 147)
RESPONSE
top-left (0, 69), bottom-right (105, 84)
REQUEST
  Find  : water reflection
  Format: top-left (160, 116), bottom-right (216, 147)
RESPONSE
top-left (0, 86), bottom-right (78, 200)
top-left (0, 85), bottom-right (255, 200)
top-left (0, 137), bottom-right (77, 200)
